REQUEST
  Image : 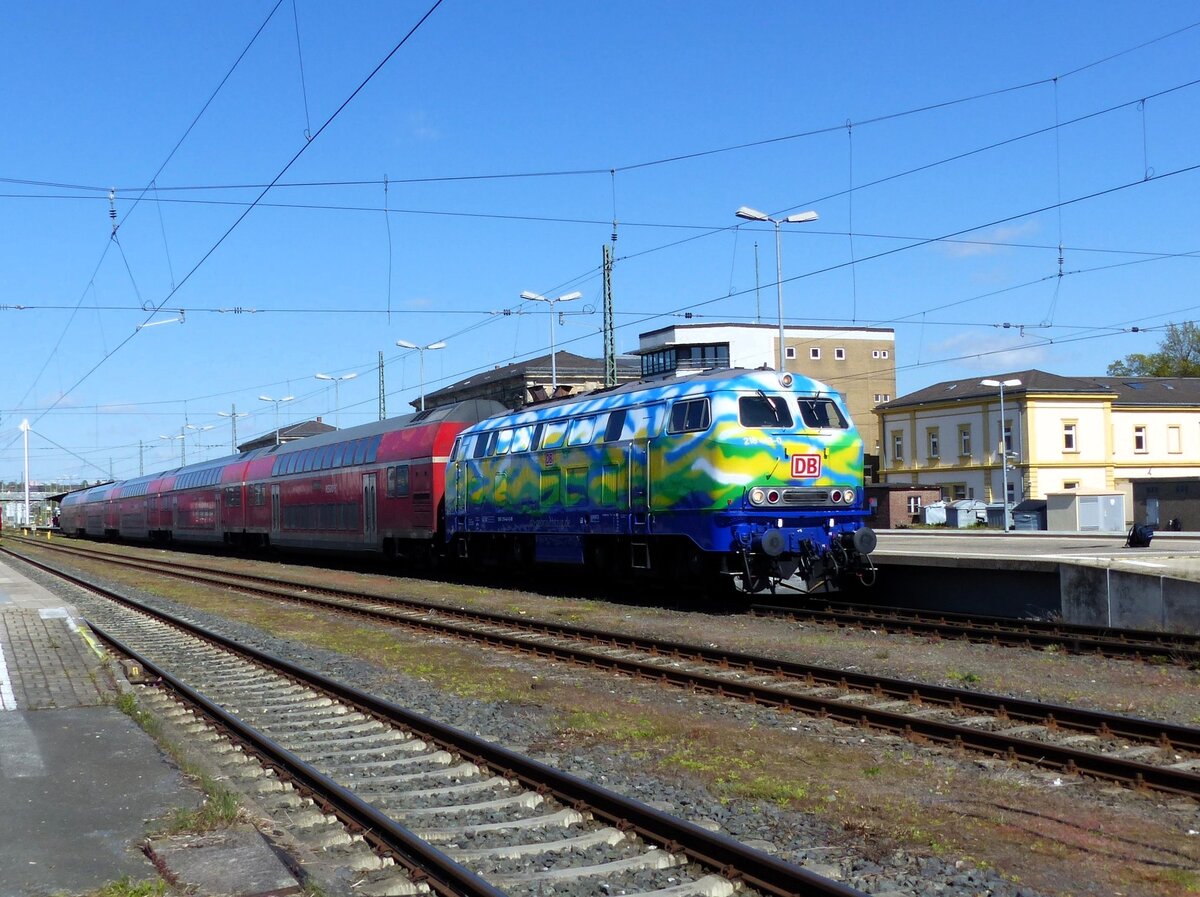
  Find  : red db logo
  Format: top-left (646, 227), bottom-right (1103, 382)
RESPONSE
top-left (791, 454), bottom-right (822, 478)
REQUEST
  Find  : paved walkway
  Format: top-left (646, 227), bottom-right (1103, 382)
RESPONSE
top-left (0, 553), bottom-right (197, 896)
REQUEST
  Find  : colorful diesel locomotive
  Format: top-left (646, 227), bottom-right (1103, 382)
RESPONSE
top-left (446, 369), bottom-right (875, 592)
top-left (56, 369), bottom-right (875, 593)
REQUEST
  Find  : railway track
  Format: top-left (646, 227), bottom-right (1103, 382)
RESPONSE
top-left (8, 539), bottom-right (1200, 798)
top-left (750, 597), bottom-right (1200, 665)
top-left (12, 546), bottom-right (865, 897)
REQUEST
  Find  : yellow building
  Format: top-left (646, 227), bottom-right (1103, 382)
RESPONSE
top-left (874, 370), bottom-right (1200, 513)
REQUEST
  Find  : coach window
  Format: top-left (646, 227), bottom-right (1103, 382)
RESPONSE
top-left (797, 398), bottom-right (848, 429)
top-left (387, 464), bottom-right (410, 497)
top-left (739, 395), bottom-right (793, 428)
top-left (541, 419), bottom-right (569, 450)
top-left (288, 453), bottom-right (301, 474)
top-left (366, 435), bottom-right (382, 462)
top-left (566, 416), bottom-right (595, 446)
top-left (332, 443), bottom-right (347, 468)
top-left (667, 398), bottom-right (711, 434)
top-left (224, 486), bottom-right (241, 507)
top-left (299, 450), bottom-right (313, 472)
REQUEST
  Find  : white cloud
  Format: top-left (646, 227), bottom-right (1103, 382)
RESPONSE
top-left (939, 220), bottom-right (1041, 258)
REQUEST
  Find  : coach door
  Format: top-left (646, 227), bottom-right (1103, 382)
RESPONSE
top-left (362, 473), bottom-right (378, 543)
top-left (270, 485), bottom-right (281, 536)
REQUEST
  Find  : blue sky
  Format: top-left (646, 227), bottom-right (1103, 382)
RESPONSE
top-left (2, 2), bottom-right (1198, 482)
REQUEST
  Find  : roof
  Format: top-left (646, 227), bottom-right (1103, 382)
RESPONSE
top-left (638, 322), bottom-right (895, 340)
top-left (878, 369), bottom-right (1200, 411)
top-left (238, 419), bottom-right (336, 452)
top-left (423, 352), bottom-right (640, 402)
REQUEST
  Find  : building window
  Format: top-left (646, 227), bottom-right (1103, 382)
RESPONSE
top-left (1063, 422), bottom-right (1077, 452)
top-left (785, 346), bottom-right (796, 360)
top-left (1169, 425), bottom-right (1181, 453)
top-left (949, 484), bottom-right (967, 501)
top-left (1006, 480), bottom-right (1016, 503)
top-left (892, 431), bottom-right (904, 462)
top-left (881, 349), bottom-right (889, 358)
top-left (1003, 420), bottom-right (1013, 453)
top-left (835, 347), bottom-right (846, 360)
top-left (1064, 481), bottom-right (1078, 489)
top-left (873, 393), bottom-right (891, 403)
top-left (959, 425), bottom-right (971, 457)
top-left (927, 428), bottom-right (940, 459)
top-left (809, 347), bottom-right (821, 360)
top-left (907, 495), bottom-right (922, 515)
top-left (872, 350), bottom-right (880, 359)
top-left (640, 343), bottom-right (730, 376)
top-left (1134, 425), bottom-right (1147, 453)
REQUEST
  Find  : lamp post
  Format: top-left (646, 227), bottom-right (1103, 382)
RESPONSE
top-left (217, 405), bottom-right (249, 453)
top-left (735, 206), bottom-right (819, 371)
top-left (258, 394), bottom-right (294, 445)
top-left (314, 373), bottom-right (358, 429)
top-left (395, 340), bottom-right (446, 411)
top-left (185, 424), bottom-right (214, 462)
top-left (159, 429), bottom-right (186, 466)
top-left (980, 377), bottom-right (1022, 531)
top-left (19, 419), bottom-right (30, 527)
top-left (520, 290), bottom-right (583, 392)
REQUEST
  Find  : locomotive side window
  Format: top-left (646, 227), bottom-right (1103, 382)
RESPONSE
top-left (541, 419), bottom-right (569, 450)
top-left (797, 398), bottom-right (849, 429)
top-left (739, 395), bottom-right (794, 428)
top-left (511, 426), bottom-right (533, 453)
top-left (667, 398), bottom-right (711, 434)
top-left (473, 432), bottom-right (494, 459)
top-left (566, 416), bottom-right (595, 446)
top-left (602, 409), bottom-right (627, 442)
top-left (494, 429), bottom-right (513, 454)
top-left (450, 436), bottom-right (463, 461)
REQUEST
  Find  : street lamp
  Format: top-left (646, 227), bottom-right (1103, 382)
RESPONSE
top-left (258, 394), bottom-right (295, 445)
top-left (217, 405), bottom-right (249, 453)
top-left (980, 377), bottom-right (1022, 531)
top-left (159, 429), bottom-right (186, 466)
top-left (520, 290), bottom-right (583, 392)
top-left (735, 206), bottom-right (819, 371)
top-left (315, 372), bottom-right (358, 429)
top-left (185, 424), bottom-right (214, 462)
top-left (395, 339), bottom-right (447, 412)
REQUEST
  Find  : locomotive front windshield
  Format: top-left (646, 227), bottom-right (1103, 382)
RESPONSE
top-left (738, 395), bottom-right (793, 428)
top-left (796, 397), bottom-right (848, 429)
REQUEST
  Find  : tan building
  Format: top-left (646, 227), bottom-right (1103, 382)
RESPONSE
top-left (874, 370), bottom-right (1200, 516)
top-left (635, 323), bottom-right (896, 465)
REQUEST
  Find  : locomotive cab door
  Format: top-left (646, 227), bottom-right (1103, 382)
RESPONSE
top-left (363, 473), bottom-right (378, 544)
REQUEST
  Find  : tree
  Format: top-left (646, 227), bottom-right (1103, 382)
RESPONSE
top-left (1107, 322), bottom-right (1200, 377)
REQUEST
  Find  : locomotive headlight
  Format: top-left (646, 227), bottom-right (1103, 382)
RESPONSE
top-left (780, 373), bottom-right (794, 388)
top-left (843, 488), bottom-right (856, 504)
top-left (749, 487), bottom-right (766, 506)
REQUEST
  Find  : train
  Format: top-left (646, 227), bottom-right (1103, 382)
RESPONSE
top-left (57, 369), bottom-right (876, 594)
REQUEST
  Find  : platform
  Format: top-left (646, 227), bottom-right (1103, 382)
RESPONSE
top-left (870, 530), bottom-right (1200, 632)
top-left (0, 555), bottom-right (200, 896)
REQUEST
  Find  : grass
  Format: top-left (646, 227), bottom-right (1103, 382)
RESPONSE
top-left (113, 691), bottom-right (242, 833)
top-left (946, 669), bottom-right (981, 685)
top-left (77, 877), bottom-right (169, 897)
